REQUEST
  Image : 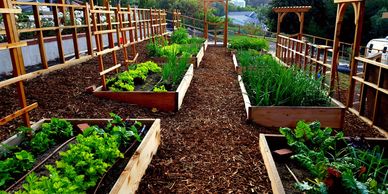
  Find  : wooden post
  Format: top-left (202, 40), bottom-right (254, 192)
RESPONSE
top-left (203, 0), bottom-right (208, 39)
top-left (128, 5), bottom-right (136, 56)
top-left (69, 7), bottom-right (80, 59)
top-left (0, 0), bottom-right (31, 126)
top-left (223, 0), bottom-right (228, 47)
top-left (52, 6), bottom-right (65, 63)
top-left (84, 4), bottom-right (94, 56)
top-left (150, 8), bottom-right (154, 42)
top-left (32, 5), bottom-right (48, 69)
top-left (347, 1), bottom-right (365, 108)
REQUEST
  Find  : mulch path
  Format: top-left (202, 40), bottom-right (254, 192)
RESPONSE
top-left (0, 42), bottom-right (384, 192)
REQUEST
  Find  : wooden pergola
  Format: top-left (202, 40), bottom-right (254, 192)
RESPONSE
top-left (330, 0), bottom-right (365, 104)
top-left (273, 6), bottom-right (312, 39)
top-left (203, 0), bottom-right (228, 47)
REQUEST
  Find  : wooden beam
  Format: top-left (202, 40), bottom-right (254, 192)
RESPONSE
top-left (0, 103), bottom-right (38, 125)
top-left (383, 12), bottom-right (388, 19)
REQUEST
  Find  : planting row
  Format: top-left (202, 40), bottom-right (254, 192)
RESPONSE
top-left (94, 28), bottom-right (207, 111)
top-left (229, 35), bottom-right (345, 128)
top-left (0, 114), bottom-right (160, 193)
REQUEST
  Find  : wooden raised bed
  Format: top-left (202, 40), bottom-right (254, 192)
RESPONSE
top-left (1, 118), bottom-right (161, 194)
top-left (151, 39), bottom-right (208, 68)
top-left (238, 75), bottom-right (346, 128)
top-left (94, 64), bottom-right (194, 112)
top-left (259, 134), bottom-right (388, 194)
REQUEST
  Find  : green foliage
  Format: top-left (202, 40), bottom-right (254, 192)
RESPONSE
top-left (239, 51), bottom-right (331, 106)
top-left (171, 28), bottom-right (190, 44)
top-left (229, 36), bottom-right (269, 51)
top-left (0, 150), bottom-right (35, 189)
top-left (13, 113), bottom-right (142, 193)
top-left (146, 37), bottom-right (168, 57)
top-left (153, 85), bottom-right (167, 92)
top-left (281, 121), bottom-right (388, 193)
top-left (162, 51), bottom-right (190, 86)
top-left (0, 118), bottom-right (74, 190)
top-left (107, 61), bottom-right (162, 92)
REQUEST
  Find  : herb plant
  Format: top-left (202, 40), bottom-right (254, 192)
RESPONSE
top-left (239, 51), bottom-right (331, 107)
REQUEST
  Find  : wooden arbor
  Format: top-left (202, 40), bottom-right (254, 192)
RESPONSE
top-left (273, 6), bottom-right (311, 39)
top-left (330, 0), bottom-right (365, 103)
top-left (273, 6), bottom-right (311, 57)
top-left (203, 0), bottom-right (228, 46)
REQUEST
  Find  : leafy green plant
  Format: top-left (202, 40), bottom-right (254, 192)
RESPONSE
top-left (146, 37), bottom-right (168, 57)
top-left (281, 121), bottom-right (388, 193)
top-left (107, 61), bottom-right (162, 92)
top-left (239, 51), bottom-right (331, 107)
top-left (153, 85), bottom-right (167, 92)
top-left (13, 113), bottom-right (142, 194)
top-left (171, 27), bottom-right (190, 44)
top-left (229, 36), bottom-right (269, 51)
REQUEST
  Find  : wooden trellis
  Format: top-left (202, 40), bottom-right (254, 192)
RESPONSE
top-left (0, 0), bottom-right (169, 127)
top-left (0, 0), bottom-right (37, 127)
top-left (203, 0), bottom-right (228, 46)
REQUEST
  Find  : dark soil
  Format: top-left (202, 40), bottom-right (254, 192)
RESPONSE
top-left (0, 41), bottom-right (384, 193)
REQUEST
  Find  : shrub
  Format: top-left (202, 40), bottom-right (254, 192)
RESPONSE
top-left (229, 36), bottom-right (269, 51)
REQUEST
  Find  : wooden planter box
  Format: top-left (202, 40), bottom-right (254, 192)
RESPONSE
top-left (94, 64), bottom-right (194, 112)
top-left (1, 118), bottom-right (161, 194)
top-left (151, 40), bottom-right (208, 68)
top-left (238, 75), bottom-right (346, 128)
top-left (259, 134), bottom-right (388, 194)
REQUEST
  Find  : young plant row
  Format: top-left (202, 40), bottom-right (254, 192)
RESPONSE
top-left (280, 121), bottom-right (387, 193)
top-left (0, 119), bottom-right (74, 190)
top-left (238, 50), bottom-right (331, 106)
top-left (1, 113), bottom-right (142, 194)
top-left (147, 27), bottom-right (205, 58)
top-left (228, 35), bottom-right (269, 51)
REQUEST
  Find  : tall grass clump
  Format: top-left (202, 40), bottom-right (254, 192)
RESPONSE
top-left (239, 50), bottom-right (331, 107)
top-left (229, 36), bottom-right (269, 51)
top-left (162, 45), bottom-right (190, 87)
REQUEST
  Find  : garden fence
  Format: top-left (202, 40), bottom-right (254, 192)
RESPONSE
top-left (277, 34), bottom-right (388, 134)
top-left (0, 0), bottom-right (172, 127)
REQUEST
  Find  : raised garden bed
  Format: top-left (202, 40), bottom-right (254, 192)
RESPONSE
top-left (151, 39), bottom-right (208, 68)
top-left (238, 75), bottom-right (345, 128)
top-left (259, 133), bottom-right (387, 194)
top-left (1, 117), bottom-right (161, 193)
top-left (94, 64), bottom-right (194, 112)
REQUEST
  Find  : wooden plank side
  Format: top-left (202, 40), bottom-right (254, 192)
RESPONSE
top-left (110, 119), bottom-right (161, 194)
top-left (259, 134), bottom-right (285, 194)
top-left (196, 46), bottom-right (204, 67)
top-left (176, 64), bottom-right (194, 110)
top-left (238, 75), bottom-right (251, 119)
top-left (94, 87), bottom-right (177, 111)
top-left (250, 106), bottom-right (343, 128)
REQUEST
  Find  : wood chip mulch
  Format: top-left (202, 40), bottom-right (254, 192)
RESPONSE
top-left (0, 42), bottom-right (384, 193)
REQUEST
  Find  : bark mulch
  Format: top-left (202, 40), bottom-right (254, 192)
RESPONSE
top-left (0, 42), bottom-right (384, 193)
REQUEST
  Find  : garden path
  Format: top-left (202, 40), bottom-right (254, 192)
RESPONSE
top-left (138, 46), bottom-right (273, 193)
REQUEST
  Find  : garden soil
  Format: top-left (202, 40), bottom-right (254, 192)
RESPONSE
top-left (0, 42), bottom-right (383, 193)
